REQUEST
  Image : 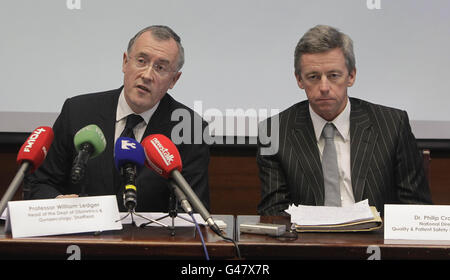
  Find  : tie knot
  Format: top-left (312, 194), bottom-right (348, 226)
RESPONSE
top-left (322, 123), bottom-right (335, 139)
top-left (125, 114), bottom-right (143, 130)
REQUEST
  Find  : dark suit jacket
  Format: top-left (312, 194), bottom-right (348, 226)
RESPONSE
top-left (24, 87), bottom-right (210, 212)
top-left (257, 97), bottom-right (432, 215)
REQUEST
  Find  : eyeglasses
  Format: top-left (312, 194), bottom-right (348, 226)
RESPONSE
top-left (130, 55), bottom-right (176, 77)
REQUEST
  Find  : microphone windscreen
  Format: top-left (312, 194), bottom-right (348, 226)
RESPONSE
top-left (17, 126), bottom-right (54, 171)
top-left (141, 134), bottom-right (182, 179)
top-left (73, 124), bottom-right (107, 158)
top-left (114, 137), bottom-right (145, 170)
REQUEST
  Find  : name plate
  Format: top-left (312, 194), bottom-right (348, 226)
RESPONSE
top-left (384, 204), bottom-right (450, 241)
top-left (6, 195), bottom-right (122, 238)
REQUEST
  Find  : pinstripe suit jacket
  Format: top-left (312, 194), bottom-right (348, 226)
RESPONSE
top-left (257, 97), bottom-right (432, 215)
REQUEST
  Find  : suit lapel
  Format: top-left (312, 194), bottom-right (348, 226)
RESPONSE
top-left (98, 89), bottom-right (121, 194)
top-left (141, 93), bottom-right (172, 138)
top-left (349, 98), bottom-right (377, 202)
top-left (288, 102), bottom-right (324, 205)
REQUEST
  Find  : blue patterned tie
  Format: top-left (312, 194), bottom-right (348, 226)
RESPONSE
top-left (322, 123), bottom-right (341, 206)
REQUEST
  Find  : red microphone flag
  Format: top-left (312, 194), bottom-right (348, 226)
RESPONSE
top-left (141, 134), bottom-right (182, 178)
top-left (17, 126), bottom-right (54, 172)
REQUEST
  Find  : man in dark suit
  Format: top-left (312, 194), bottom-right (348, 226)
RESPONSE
top-left (24, 25), bottom-right (210, 212)
top-left (257, 25), bottom-right (432, 215)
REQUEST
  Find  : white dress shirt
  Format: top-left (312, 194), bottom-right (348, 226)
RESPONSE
top-left (114, 89), bottom-right (159, 143)
top-left (309, 99), bottom-right (355, 206)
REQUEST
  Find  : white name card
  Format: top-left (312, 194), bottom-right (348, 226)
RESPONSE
top-left (384, 204), bottom-right (450, 241)
top-left (6, 195), bottom-right (122, 238)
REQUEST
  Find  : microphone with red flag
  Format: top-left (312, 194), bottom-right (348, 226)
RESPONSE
top-left (141, 134), bottom-right (221, 235)
top-left (142, 134), bottom-right (182, 178)
top-left (17, 126), bottom-right (54, 172)
top-left (0, 126), bottom-right (54, 215)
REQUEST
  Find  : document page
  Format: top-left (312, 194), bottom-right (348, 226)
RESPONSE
top-left (286, 199), bottom-right (375, 226)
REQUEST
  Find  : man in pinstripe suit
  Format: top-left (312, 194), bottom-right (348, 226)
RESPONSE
top-left (257, 25), bottom-right (432, 215)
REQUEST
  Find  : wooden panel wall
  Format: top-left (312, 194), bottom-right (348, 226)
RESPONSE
top-left (209, 155), bottom-right (260, 214)
top-left (428, 157), bottom-right (450, 205)
top-left (1, 144), bottom-right (450, 215)
top-left (0, 145), bottom-right (23, 201)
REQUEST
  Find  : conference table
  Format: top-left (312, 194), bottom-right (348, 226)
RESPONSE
top-left (236, 216), bottom-right (450, 260)
top-left (0, 215), bottom-right (236, 260)
top-left (1, 215), bottom-right (449, 260)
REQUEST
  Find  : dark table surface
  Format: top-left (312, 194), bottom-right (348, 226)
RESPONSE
top-left (0, 214), bottom-right (236, 259)
top-left (236, 215), bottom-right (450, 260)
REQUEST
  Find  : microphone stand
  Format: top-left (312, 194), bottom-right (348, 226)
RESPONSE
top-left (115, 162), bottom-right (169, 228)
top-left (76, 175), bottom-right (88, 197)
top-left (140, 186), bottom-right (193, 236)
top-left (115, 181), bottom-right (168, 228)
top-left (116, 209), bottom-right (169, 228)
top-left (0, 162), bottom-right (31, 217)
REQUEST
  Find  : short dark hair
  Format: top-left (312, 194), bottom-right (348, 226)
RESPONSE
top-left (127, 25), bottom-right (185, 71)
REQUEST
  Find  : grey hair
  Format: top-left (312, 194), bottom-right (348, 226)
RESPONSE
top-left (294, 25), bottom-right (355, 76)
top-left (127, 25), bottom-right (185, 71)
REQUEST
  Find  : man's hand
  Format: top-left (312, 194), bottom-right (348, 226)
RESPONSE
top-left (55, 194), bottom-right (79, 199)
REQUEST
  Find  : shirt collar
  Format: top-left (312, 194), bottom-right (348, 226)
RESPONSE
top-left (116, 89), bottom-right (159, 124)
top-left (309, 98), bottom-right (351, 142)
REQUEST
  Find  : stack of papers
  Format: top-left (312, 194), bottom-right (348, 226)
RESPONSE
top-left (285, 200), bottom-right (382, 232)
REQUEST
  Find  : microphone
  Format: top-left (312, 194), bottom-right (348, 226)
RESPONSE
top-left (70, 124), bottom-right (106, 185)
top-left (141, 134), bottom-right (221, 235)
top-left (114, 137), bottom-right (145, 211)
top-left (169, 179), bottom-right (193, 214)
top-left (0, 126), bottom-right (54, 216)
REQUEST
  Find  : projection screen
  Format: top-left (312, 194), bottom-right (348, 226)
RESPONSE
top-left (1, 0), bottom-right (449, 139)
